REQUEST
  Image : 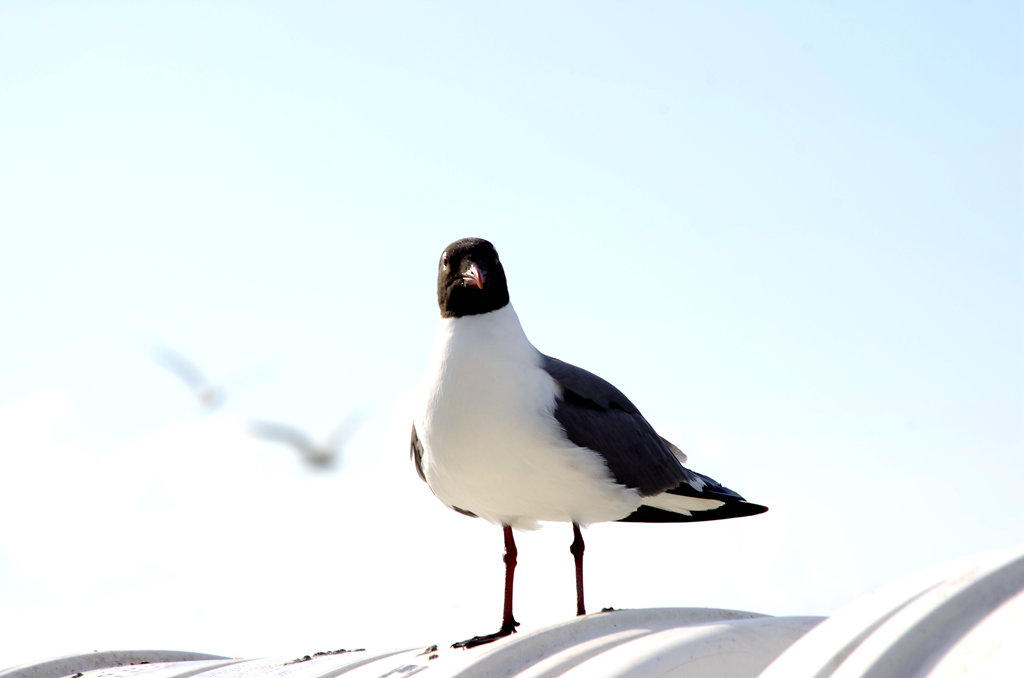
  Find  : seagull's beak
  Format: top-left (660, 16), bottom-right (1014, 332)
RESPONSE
top-left (461, 262), bottom-right (485, 290)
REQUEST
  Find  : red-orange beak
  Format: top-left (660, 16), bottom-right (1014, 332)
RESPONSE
top-left (461, 262), bottom-right (485, 290)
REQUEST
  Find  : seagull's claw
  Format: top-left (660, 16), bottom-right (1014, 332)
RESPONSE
top-left (451, 619), bottom-right (519, 649)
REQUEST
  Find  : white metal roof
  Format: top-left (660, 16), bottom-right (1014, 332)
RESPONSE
top-left (3, 545), bottom-right (1021, 678)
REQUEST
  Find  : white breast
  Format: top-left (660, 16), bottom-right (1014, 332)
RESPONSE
top-left (415, 305), bottom-right (641, 529)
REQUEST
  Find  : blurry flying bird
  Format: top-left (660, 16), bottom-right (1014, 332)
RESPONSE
top-left (153, 345), bottom-right (228, 411)
top-left (153, 345), bottom-right (271, 412)
top-left (248, 411), bottom-right (363, 469)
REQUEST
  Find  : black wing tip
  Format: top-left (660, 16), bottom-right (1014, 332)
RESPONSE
top-left (617, 501), bottom-right (769, 524)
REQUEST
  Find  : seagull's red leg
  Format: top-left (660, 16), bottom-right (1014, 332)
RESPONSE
top-left (571, 522), bottom-right (586, 616)
top-left (500, 524), bottom-right (518, 628)
top-left (452, 524), bottom-right (520, 648)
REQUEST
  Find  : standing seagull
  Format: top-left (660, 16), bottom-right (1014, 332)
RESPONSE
top-left (411, 238), bottom-right (767, 648)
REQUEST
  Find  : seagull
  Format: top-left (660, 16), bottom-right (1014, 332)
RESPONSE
top-left (153, 346), bottom-right (271, 412)
top-left (248, 412), bottom-right (363, 470)
top-left (153, 345), bottom-right (228, 411)
top-left (411, 237), bottom-right (768, 648)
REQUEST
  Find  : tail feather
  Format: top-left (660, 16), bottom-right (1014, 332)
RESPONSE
top-left (619, 469), bottom-right (768, 524)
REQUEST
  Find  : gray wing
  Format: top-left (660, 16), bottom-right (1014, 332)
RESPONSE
top-left (410, 423), bottom-right (426, 482)
top-left (324, 410), bottom-right (364, 450)
top-left (248, 421), bottom-right (315, 451)
top-left (541, 354), bottom-right (696, 496)
top-left (153, 345), bottom-right (210, 390)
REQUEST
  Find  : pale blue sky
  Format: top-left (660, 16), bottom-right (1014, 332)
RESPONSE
top-left (1, 1), bottom-right (1021, 668)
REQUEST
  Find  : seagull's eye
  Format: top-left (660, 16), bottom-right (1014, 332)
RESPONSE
top-left (442, 253), bottom-right (450, 269)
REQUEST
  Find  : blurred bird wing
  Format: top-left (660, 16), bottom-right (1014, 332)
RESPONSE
top-left (247, 420), bottom-right (315, 450)
top-left (153, 345), bottom-right (210, 390)
top-left (324, 409), bottom-right (364, 450)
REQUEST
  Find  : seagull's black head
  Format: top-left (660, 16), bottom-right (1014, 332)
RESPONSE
top-left (437, 237), bottom-right (510, 318)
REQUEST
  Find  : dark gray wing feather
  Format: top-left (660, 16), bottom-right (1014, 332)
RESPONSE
top-left (542, 354), bottom-right (690, 496)
top-left (411, 423), bottom-right (426, 482)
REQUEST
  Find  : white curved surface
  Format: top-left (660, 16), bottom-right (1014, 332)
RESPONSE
top-left (0, 609), bottom-right (821, 678)
top-left (759, 545), bottom-right (1024, 678)
top-left (6, 547), bottom-right (1022, 678)
top-left (926, 586), bottom-right (1024, 677)
top-left (433, 608), bottom-right (821, 678)
top-left (0, 652), bottom-right (234, 678)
